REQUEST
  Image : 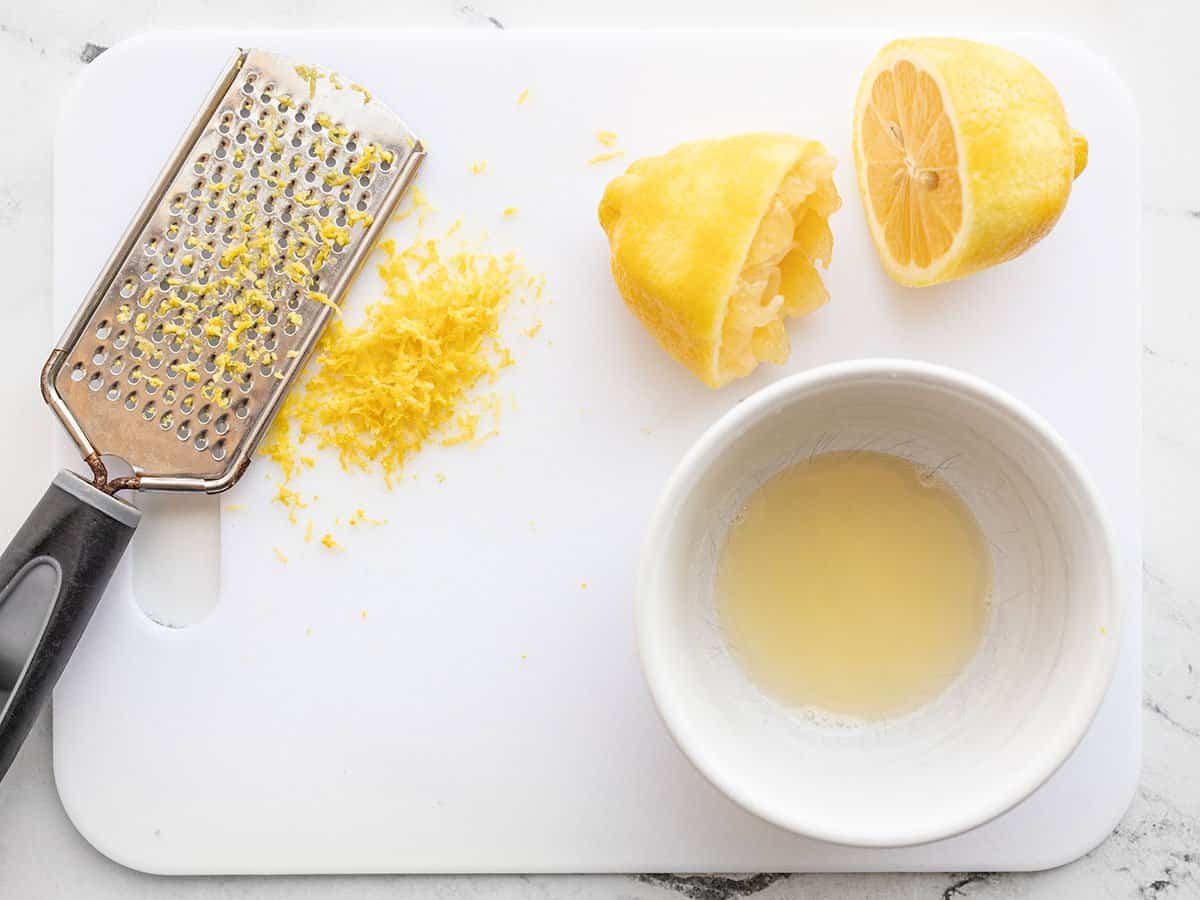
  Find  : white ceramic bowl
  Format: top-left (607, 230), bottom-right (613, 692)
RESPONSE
top-left (636, 359), bottom-right (1121, 848)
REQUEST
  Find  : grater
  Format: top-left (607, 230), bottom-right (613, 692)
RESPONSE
top-left (0, 48), bottom-right (424, 780)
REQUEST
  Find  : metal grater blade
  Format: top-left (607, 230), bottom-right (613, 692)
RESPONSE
top-left (42, 48), bottom-right (425, 493)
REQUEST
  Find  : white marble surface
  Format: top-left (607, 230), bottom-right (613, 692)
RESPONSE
top-left (0, 1), bottom-right (1194, 897)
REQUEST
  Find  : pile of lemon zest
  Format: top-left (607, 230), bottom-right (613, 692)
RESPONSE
top-left (273, 547), bottom-right (289, 564)
top-left (320, 533), bottom-right (340, 550)
top-left (587, 150), bottom-right (624, 165)
top-left (349, 83), bottom-right (372, 104)
top-left (596, 130), bottom-right (618, 147)
top-left (294, 64), bottom-right (323, 99)
top-left (502, 207), bottom-right (519, 217)
top-left (261, 230), bottom-right (531, 491)
top-left (516, 87), bottom-right (530, 105)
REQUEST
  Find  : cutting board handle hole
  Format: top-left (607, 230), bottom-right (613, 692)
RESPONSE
top-left (131, 493), bottom-right (220, 628)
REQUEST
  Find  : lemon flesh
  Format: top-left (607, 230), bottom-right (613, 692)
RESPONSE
top-left (853, 38), bottom-right (1087, 287)
top-left (599, 134), bottom-right (840, 388)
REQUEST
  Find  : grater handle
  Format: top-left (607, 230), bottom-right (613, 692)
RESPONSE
top-left (0, 471), bottom-right (140, 782)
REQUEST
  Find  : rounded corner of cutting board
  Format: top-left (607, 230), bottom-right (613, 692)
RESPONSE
top-left (53, 748), bottom-right (172, 876)
top-left (1025, 749), bottom-right (1142, 872)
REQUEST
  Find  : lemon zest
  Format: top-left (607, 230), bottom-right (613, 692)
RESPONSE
top-left (261, 230), bottom-right (528, 489)
top-left (294, 64), bottom-right (323, 99)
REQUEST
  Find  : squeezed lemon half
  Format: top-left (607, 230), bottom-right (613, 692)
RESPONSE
top-left (599, 134), bottom-right (840, 388)
top-left (853, 38), bottom-right (1087, 287)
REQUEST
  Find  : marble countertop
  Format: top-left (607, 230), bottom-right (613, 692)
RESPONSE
top-left (0, 1), bottom-right (1195, 897)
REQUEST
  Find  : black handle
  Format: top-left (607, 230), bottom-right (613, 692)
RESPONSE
top-left (0, 471), bottom-right (139, 781)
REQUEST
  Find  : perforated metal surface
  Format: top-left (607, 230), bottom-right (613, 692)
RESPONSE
top-left (44, 48), bottom-right (424, 491)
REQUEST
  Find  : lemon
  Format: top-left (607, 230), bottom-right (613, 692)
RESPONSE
top-left (599, 134), bottom-right (840, 388)
top-left (853, 38), bottom-right (1087, 287)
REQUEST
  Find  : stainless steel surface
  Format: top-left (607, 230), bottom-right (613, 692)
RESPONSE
top-left (41, 48), bottom-right (425, 493)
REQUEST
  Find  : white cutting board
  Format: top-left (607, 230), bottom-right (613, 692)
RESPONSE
top-left (51, 31), bottom-right (1141, 874)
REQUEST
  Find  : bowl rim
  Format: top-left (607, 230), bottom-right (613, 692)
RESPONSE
top-left (635, 357), bottom-right (1123, 848)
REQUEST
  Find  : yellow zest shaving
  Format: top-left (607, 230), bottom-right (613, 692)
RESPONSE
top-left (347, 507), bottom-right (385, 527)
top-left (350, 83), bottom-right (372, 104)
top-left (517, 88), bottom-right (530, 106)
top-left (596, 130), bottom-right (618, 147)
top-left (470, 160), bottom-right (489, 175)
top-left (502, 207), bottom-right (519, 217)
top-left (320, 533), bottom-right (340, 550)
top-left (294, 64), bottom-right (323, 99)
top-left (524, 321), bottom-right (542, 338)
top-left (273, 547), bottom-right (289, 564)
top-left (587, 151), bottom-right (625, 165)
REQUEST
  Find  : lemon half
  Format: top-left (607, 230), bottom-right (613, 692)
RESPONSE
top-left (599, 134), bottom-right (840, 388)
top-left (853, 38), bottom-right (1087, 287)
